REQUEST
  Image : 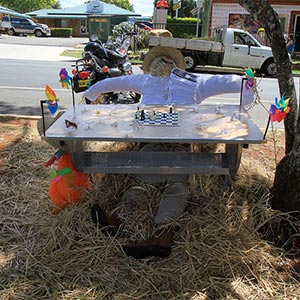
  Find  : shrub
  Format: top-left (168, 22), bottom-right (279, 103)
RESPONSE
top-left (166, 17), bottom-right (201, 38)
top-left (51, 28), bottom-right (73, 37)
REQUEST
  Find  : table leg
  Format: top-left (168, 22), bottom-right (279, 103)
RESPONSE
top-left (67, 141), bottom-right (85, 172)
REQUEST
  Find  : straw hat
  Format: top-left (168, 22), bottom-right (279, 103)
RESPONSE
top-left (143, 46), bottom-right (185, 76)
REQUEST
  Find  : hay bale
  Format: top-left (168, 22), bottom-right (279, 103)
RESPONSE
top-left (1, 120), bottom-right (300, 300)
top-left (149, 29), bottom-right (173, 37)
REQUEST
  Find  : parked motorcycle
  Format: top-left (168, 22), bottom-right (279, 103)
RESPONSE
top-left (72, 57), bottom-right (139, 105)
top-left (72, 32), bottom-right (140, 104)
top-left (87, 31), bottom-right (138, 74)
top-left (103, 31), bottom-right (137, 59)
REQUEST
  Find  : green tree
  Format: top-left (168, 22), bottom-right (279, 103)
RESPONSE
top-left (180, 0), bottom-right (197, 17)
top-left (102, 0), bottom-right (133, 11)
top-left (0, 0), bottom-right (60, 13)
top-left (237, 0), bottom-right (299, 212)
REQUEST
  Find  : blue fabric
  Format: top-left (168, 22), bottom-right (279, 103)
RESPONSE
top-left (287, 42), bottom-right (295, 52)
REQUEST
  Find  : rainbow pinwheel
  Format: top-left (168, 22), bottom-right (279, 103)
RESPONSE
top-left (245, 67), bottom-right (255, 90)
top-left (59, 68), bottom-right (71, 89)
top-left (45, 85), bottom-right (59, 115)
top-left (269, 96), bottom-right (290, 122)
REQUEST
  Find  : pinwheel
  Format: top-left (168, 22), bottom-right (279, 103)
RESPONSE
top-left (59, 68), bottom-right (71, 89)
top-left (269, 96), bottom-right (290, 122)
top-left (45, 85), bottom-right (59, 115)
top-left (245, 67), bottom-right (255, 90)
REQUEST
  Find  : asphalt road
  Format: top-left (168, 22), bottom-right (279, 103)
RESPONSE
top-left (0, 35), bottom-right (144, 116)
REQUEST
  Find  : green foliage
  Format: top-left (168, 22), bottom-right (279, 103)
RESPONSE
top-left (111, 21), bottom-right (134, 38)
top-left (135, 30), bottom-right (150, 50)
top-left (111, 22), bottom-right (149, 50)
top-left (102, 0), bottom-right (133, 11)
top-left (0, 0), bottom-right (60, 13)
top-left (51, 28), bottom-right (72, 37)
top-left (110, 17), bottom-right (202, 49)
top-left (178, 0), bottom-right (197, 18)
top-left (61, 49), bottom-right (84, 58)
top-left (166, 16), bottom-right (201, 38)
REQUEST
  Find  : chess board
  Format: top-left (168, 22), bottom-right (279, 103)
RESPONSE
top-left (132, 111), bottom-right (180, 126)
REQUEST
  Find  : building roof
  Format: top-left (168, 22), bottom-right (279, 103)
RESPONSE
top-left (27, 2), bottom-right (140, 19)
top-left (0, 5), bottom-right (31, 18)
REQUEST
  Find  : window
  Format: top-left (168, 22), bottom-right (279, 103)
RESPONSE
top-left (11, 18), bottom-right (21, 25)
top-left (61, 19), bottom-right (68, 28)
top-left (234, 32), bottom-right (258, 47)
top-left (54, 19), bottom-right (68, 28)
top-left (80, 19), bottom-right (88, 34)
top-left (20, 19), bottom-right (31, 26)
top-left (234, 33), bottom-right (244, 45)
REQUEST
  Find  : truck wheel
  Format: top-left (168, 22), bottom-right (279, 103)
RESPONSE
top-left (7, 28), bottom-right (15, 36)
top-left (184, 54), bottom-right (197, 71)
top-left (262, 58), bottom-right (277, 77)
top-left (35, 30), bottom-right (43, 37)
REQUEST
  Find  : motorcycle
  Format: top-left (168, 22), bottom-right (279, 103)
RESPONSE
top-left (71, 32), bottom-right (140, 104)
top-left (103, 31), bottom-right (137, 59)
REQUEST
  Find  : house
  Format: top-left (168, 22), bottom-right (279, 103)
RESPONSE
top-left (209, 0), bottom-right (300, 50)
top-left (27, 0), bottom-right (140, 40)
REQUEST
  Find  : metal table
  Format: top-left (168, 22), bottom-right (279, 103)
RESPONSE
top-left (42, 104), bottom-right (265, 178)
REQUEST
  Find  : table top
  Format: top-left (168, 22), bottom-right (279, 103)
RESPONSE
top-left (44, 104), bottom-right (264, 144)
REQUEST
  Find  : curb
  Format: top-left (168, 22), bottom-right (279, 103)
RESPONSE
top-left (0, 114), bottom-right (41, 120)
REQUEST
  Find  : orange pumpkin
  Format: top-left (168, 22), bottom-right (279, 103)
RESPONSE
top-left (48, 153), bottom-right (90, 212)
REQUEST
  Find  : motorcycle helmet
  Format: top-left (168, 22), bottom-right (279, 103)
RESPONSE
top-left (84, 42), bottom-right (107, 59)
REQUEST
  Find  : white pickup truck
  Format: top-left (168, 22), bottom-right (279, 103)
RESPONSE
top-left (149, 27), bottom-right (276, 77)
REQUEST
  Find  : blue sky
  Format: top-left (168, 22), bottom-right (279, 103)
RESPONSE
top-left (59, 0), bottom-right (154, 16)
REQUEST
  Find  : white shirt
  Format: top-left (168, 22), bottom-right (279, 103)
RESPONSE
top-left (83, 68), bottom-right (254, 107)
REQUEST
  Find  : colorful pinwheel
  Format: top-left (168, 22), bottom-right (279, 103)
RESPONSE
top-left (269, 96), bottom-right (290, 122)
top-left (45, 85), bottom-right (59, 115)
top-left (59, 68), bottom-right (71, 89)
top-left (245, 67), bottom-right (255, 90)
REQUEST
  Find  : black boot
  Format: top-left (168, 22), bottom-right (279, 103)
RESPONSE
top-left (122, 230), bottom-right (173, 259)
top-left (91, 203), bottom-right (121, 235)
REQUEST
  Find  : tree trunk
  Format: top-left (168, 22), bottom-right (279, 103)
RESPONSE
top-left (237, 0), bottom-right (300, 211)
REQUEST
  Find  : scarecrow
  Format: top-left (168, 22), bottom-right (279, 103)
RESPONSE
top-left (84, 46), bottom-right (254, 107)
top-left (84, 46), bottom-right (255, 259)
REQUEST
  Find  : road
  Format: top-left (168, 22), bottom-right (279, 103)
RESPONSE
top-left (0, 59), bottom-right (83, 115)
top-left (0, 34), bottom-right (88, 47)
top-left (0, 35), bottom-right (88, 115)
top-left (0, 35), bottom-right (299, 130)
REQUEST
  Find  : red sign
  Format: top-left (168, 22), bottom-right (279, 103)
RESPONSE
top-left (157, 0), bottom-right (169, 8)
